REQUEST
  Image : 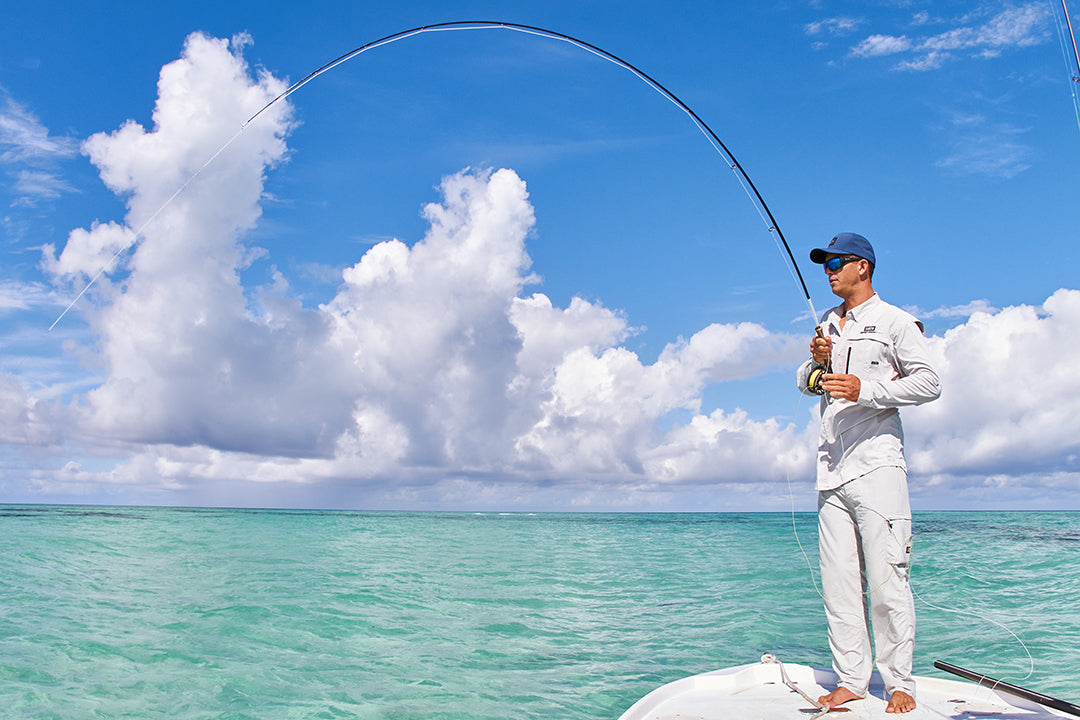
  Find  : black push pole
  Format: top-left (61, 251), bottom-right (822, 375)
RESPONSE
top-left (934, 661), bottom-right (1080, 718)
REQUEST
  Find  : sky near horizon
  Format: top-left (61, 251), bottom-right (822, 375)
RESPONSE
top-left (1, 0), bottom-right (1079, 511)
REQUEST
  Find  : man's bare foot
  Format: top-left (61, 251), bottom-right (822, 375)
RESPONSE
top-left (886, 690), bottom-right (916, 713)
top-left (817, 686), bottom-right (863, 709)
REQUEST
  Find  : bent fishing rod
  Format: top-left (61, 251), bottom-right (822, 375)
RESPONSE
top-left (1061, 0), bottom-right (1080, 85)
top-left (54, 20), bottom-right (819, 329)
top-left (1059, 0), bottom-right (1080, 134)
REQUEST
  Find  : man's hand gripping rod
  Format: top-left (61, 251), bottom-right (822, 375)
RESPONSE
top-left (806, 326), bottom-right (830, 395)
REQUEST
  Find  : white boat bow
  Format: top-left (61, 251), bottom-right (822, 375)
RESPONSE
top-left (618, 654), bottom-right (1075, 719)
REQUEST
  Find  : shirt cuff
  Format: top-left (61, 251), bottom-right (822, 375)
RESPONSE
top-left (856, 379), bottom-right (875, 407)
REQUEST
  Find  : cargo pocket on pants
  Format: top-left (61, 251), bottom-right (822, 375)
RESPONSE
top-left (887, 517), bottom-right (913, 576)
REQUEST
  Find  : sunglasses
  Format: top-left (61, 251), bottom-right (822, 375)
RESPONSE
top-left (824, 256), bottom-right (862, 272)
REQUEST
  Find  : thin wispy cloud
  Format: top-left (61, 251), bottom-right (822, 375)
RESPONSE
top-left (804, 16), bottom-right (865, 51)
top-left (910, 12), bottom-right (935, 27)
top-left (936, 139), bottom-right (1035, 178)
top-left (0, 90), bottom-right (78, 164)
top-left (12, 169), bottom-right (75, 206)
top-left (935, 112), bottom-right (1036, 178)
top-left (812, 3), bottom-right (1052, 179)
top-left (840, 2), bottom-right (1053, 71)
top-left (895, 50), bottom-right (950, 72)
top-left (904, 299), bottom-right (1000, 320)
top-left (805, 16), bottom-right (864, 38)
top-left (919, 4), bottom-right (1049, 52)
top-left (1, 88), bottom-right (79, 206)
top-left (0, 279), bottom-right (56, 312)
top-left (851, 34), bottom-right (912, 58)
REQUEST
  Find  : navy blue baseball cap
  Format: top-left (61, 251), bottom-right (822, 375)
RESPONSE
top-left (810, 232), bottom-right (876, 267)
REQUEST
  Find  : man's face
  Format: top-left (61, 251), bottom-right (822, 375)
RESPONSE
top-left (823, 253), bottom-right (863, 298)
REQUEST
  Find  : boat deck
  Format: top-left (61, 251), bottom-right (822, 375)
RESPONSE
top-left (618, 659), bottom-right (1073, 720)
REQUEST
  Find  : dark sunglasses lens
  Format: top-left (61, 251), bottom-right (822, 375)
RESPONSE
top-left (826, 256), bottom-right (858, 272)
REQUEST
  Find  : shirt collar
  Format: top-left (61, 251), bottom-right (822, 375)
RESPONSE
top-left (844, 292), bottom-right (880, 322)
top-left (825, 293), bottom-right (879, 331)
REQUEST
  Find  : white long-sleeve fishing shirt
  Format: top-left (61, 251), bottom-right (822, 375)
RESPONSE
top-left (796, 293), bottom-right (941, 491)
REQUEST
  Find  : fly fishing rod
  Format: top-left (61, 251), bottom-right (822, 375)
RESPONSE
top-left (1058, 0), bottom-right (1080, 134)
top-left (246, 21), bottom-right (818, 320)
top-left (1061, 0), bottom-right (1080, 85)
top-left (53, 21), bottom-right (819, 329)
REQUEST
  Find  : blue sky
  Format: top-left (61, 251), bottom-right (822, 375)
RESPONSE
top-left (1, 0), bottom-right (1078, 511)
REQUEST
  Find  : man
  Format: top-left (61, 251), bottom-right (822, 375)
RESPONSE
top-left (796, 232), bottom-right (941, 714)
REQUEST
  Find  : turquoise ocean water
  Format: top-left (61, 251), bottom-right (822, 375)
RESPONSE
top-left (1, 507), bottom-right (1077, 718)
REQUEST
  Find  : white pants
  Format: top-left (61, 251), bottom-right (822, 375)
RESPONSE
top-left (818, 466), bottom-right (916, 698)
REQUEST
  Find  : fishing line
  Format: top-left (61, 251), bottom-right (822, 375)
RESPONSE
top-left (1054, 0), bottom-right (1080, 135)
top-left (910, 583), bottom-right (1034, 685)
top-left (785, 388), bottom-right (825, 601)
top-left (783, 386), bottom-right (890, 602)
top-left (51, 20), bottom-right (819, 330)
top-left (49, 127), bottom-right (247, 331)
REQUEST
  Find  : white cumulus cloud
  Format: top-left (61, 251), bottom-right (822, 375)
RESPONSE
top-left (904, 290), bottom-right (1080, 496)
top-left (4, 31), bottom-right (1078, 511)
top-left (23, 31), bottom-right (810, 507)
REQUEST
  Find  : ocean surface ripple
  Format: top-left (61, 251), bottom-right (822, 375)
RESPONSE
top-left (1, 507), bottom-right (1076, 718)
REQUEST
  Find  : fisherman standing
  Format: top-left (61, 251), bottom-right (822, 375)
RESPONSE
top-left (796, 233), bottom-right (941, 714)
